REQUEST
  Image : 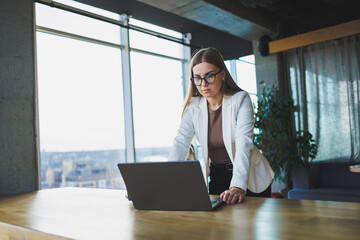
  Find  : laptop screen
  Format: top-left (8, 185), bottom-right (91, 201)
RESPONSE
top-left (118, 161), bottom-right (220, 211)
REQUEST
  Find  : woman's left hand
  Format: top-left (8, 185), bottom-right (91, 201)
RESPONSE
top-left (220, 187), bottom-right (245, 204)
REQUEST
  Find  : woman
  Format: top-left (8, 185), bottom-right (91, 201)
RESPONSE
top-left (169, 47), bottom-right (274, 204)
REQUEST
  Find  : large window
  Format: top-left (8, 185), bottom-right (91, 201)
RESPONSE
top-left (36, 0), bottom-right (126, 190)
top-left (36, 32), bottom-right (125, 189)
top-left (35, 0), bottom-right (188, 189)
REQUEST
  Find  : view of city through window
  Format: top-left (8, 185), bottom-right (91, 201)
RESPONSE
top-left (36, 0), bottom-right (126, 190)
top-left (35, 0), bottom-right (257, 191)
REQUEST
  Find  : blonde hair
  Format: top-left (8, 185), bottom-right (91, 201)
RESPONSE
top-left (182, 47), bottom-right (242, 117)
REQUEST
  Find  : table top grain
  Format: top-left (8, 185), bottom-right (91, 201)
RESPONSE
top-left (0, 187), bottom-right (359, 240)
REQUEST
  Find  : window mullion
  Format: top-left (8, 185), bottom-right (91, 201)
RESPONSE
top-left (230, 60), bottom-right (238, 84)
top-left (182, 33), bottom-right (192, 99)
top-left (120, 14), bottom-right (136, 163)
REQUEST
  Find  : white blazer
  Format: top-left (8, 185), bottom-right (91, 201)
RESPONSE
top-left (169, 91), bottom-right (274, 193)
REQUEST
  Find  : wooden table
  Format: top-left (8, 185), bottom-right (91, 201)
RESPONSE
top-left (0, 187), bottom-right (360, 240)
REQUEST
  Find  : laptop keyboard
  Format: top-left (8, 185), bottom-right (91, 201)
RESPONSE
top-left (211, 199), bottom-right (222, 207)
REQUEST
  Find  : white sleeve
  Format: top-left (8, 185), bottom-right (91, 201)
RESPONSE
top-left (168, 106), bottom-right (195, 161)
top-left (230, 94), bottom-right (254, 191)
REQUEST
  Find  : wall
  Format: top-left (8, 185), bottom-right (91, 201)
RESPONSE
top-left (0, 0), bottom-right (39, 194)
top-left (252, 40), bottom-right (279, 90)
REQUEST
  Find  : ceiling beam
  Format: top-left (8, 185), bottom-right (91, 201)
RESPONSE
top-left (269, 19), bottom-right (360, 54)
top-left (136, 0), bottom-right (277, 40)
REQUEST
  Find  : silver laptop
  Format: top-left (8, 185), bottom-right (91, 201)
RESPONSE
top-left (117, 161), bottom-right (225, 211)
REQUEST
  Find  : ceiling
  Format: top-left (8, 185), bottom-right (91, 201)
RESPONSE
top-left (236, 0), bottom-right (360, 37)
top-left (75, 0), bottom-right (360, 59)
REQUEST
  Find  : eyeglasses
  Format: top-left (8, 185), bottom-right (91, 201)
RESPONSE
top-left (190, 69), bottom-right (223, 86)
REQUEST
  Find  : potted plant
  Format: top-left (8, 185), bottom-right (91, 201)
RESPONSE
top-left (253, 83), bottom-right (317, 192)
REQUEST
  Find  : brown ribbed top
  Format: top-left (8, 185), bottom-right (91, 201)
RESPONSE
top-left (208, 105), bottom-right (231, 164)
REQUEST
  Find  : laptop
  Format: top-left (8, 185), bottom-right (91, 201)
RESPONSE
top-left (117, 160), bottom-right (225, 211)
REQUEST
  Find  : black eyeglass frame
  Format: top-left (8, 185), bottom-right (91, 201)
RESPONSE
top-left (190, 68), bottom-right (223, 86)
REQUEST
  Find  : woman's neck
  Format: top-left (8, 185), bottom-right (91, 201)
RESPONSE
top-left (207, 94), bottom-right (223, 111)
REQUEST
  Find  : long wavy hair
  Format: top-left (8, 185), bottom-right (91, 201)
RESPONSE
top-left (182, 47), bottom-right (242, 117)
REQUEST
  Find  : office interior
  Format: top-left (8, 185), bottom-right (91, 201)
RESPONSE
top-left (1, 0), bottom-right (360, 203)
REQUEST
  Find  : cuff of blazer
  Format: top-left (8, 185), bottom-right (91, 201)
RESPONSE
top-left (229, 185), bottom-right (247, 194)
top-left (230, 177), bottom-right (248, 194)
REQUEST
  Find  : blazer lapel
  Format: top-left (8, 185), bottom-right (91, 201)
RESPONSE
top-left (222, 95), bottom-right (234, 162)
top-left (198, 97), bottom-right (208, 161)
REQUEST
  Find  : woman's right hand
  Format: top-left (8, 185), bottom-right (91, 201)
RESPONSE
top-left (220, 187), bottom-right (245, 204)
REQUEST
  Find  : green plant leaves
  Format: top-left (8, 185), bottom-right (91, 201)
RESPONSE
top-left (254, 84), bottom-right (318, 187)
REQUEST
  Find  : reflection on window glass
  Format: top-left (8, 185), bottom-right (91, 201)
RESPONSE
top-left (35, 2), bottom-right (121, 44)
top-left (130, 52), bottom-right (183, 162)
top-left (37, 32), bottom-right (125, 190)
